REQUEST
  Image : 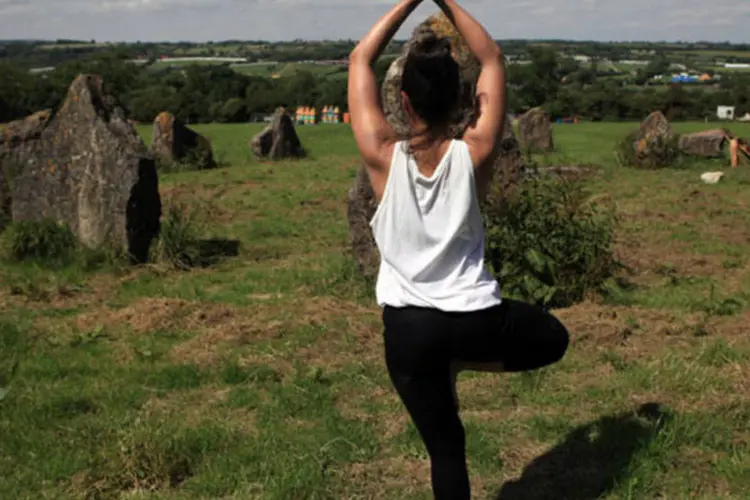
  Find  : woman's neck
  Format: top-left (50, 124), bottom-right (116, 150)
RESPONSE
top-left (408, 132), bottom-right (453, 177)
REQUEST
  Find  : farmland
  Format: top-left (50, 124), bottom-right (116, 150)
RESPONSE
top-left (2, 122), bottom-right (750, 499)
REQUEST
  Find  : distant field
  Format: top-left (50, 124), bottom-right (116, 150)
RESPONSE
top-left (3, 121), bottom-right (750, 499)
top-left (675, 50), bottom-right (750, 59)
top-left (230, 63), bottom-right (276, 76)
top-left (149, 59), bottom-right (246, 69)
top-left (232, 62), bottom-right (348, 79)
top-left (712, 66), bottom-right (750, 73)
top-left (37, 42), bottom-right (113, 50)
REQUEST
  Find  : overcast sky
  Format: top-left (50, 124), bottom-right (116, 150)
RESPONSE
top-left (1, 0), bottom-right (748, 43)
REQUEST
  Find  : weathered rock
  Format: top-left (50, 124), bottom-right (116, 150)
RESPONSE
top-left (151, 112), bottom-right (215, 169)
top-left (618, 111), bottom-right (679, 168)
top-left (517, 107), bottom-right (554, 152)
top-left (678, 128), bottom-right (729, 158)
top-left (250, 107), bottom-right (306, 160)
top-left (640, 111), bottom-right (672, 136)
top-left (635, 111), bottom-right (674, 157)
top-left (346, 166), bottom-right (380, 282)
top-left (1, 110), bottom-right (53, 228)
top-left (346, 12), bottom-right (524, 281)
top-left (0, 74), bottom-right (161, 262)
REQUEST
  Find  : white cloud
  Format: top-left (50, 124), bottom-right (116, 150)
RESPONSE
top-left (0, 0), bottom-right (748, 42)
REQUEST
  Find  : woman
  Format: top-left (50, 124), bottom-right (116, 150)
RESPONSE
top-left (347, 1), bottom-right (570, 498)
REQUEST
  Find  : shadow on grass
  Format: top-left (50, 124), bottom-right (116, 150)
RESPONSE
top-left (494, 402), bottom-right (672, 500)
top-left (189, 238), bottom-right (241, 268)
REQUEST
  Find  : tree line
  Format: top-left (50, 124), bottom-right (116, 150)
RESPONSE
top-left (1, 47), bottom-right (749, 125)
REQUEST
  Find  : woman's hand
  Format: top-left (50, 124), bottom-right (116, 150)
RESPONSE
top-left (431, 0), bottom-right (506, 193)
top-left (348, 0), bottom-right (423, 199)
top-left (349, 0), bottom-right (424, 66)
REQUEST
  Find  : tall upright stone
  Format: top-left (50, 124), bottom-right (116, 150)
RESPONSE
top-left (151, 111), bottom-right (215, 169)
top-left (250, 107), bottom-right (306, 160)
top-left (346, 12), bottom-right (524, 281)
top-left (0, 109), bottom-right (53, 229)
top-left (0, 74), bottom-right (161, 262)
top-left (629, 111), bottom-right (679, 168)
top-left (517, 107), bottom-right (554, 152)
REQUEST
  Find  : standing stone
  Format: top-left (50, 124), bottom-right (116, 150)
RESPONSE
top-left (151, 111), bottom-right (216, 169)
top-left (0, 110), bottom-right (52, 229)
top-left (0, 74), bottom-right (161, 262)
top-left (678, 128), bottom-right (729, 158)
top-left (635, 111), bottom-right (674, 159)
top-left (517, 107), bottom-right (554, 152)
top-left (619, 111), bottom-right (679, 168)
top-left (346, 12), bottom-right (524, 281)
top-left (250, 107), bottom-right (306, 160)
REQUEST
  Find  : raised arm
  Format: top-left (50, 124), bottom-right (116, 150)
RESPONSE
top-left (435, 0), bottom-right (506, 175)
top-left (348, 0), bottom-right (423, 197)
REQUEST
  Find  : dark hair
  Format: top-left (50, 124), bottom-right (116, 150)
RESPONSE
top-left (401, 34), bottom-right (460, 132)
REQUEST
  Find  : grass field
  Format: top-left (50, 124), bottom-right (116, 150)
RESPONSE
top-left (2, 122), bottom-right (750, 499)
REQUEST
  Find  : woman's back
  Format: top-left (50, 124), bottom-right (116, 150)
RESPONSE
top-left (370, 139), bottom-right (501, 312)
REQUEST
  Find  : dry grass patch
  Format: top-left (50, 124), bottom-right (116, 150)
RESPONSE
top-left (142, 386), bottom-right (233, 426)
top-left (294, 312), bottom-right (382, 370)
top-left (170, 296), bottom-right (378, 368)
top-left (556, 301), bottom-right (708, 352)
top-left (137, 387), bottom-right (260, 447)
top-left (74, 297), bottom-right (195, 334)
top-left (337, 456), bottom-right (431, 499)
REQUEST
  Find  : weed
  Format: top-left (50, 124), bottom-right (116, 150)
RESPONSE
top-left (77, 418), bottom-right (225, 497)
top-left (484, 175), bottom-right (619, 308)
top-left (153, 201), bottom-right (239, 270)
top-left (0, 219), bottom-right (78, 266)
top-left (699, 339), bottom-right (745, 367)
top-left (153, 201), bottom-right (202, 269)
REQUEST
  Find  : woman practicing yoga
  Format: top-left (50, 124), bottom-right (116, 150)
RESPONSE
top-left (347, 1), bottom-right (570, 498)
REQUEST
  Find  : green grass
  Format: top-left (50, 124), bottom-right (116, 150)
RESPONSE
top-left (2, 122), bottom-right (750, 499)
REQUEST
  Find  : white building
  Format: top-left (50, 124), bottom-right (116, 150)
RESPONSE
top-left (717, 105), bottom-right (735, 120)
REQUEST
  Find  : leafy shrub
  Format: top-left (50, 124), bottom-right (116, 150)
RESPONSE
top-left (615, 131), bottom-right (682, 169)
top-left (483, 176), bottom-right (618, 308)
top-left (0, 219), bottom-right (78, 266)
top-left (154, 202), bottom-right (202, 269)
top-left (153, 201), bottom-right (239, 270)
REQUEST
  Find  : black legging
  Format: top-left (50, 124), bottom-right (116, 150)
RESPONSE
top-left (382, 298), bottom-right (570, 499)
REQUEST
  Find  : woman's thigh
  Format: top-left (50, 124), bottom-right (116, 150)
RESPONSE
top-left (450, 298), bottom-right (570, 373)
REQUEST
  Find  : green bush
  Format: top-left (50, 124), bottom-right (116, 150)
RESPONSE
top-left (483, 176), bottom-right (619, 308)
top-left (615, 130), bottom-right (682, 169)
top-left (0, 219), bottom-right (78, 266)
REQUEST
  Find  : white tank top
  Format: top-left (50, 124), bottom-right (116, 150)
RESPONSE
top-left (369, 139), bottom-right (502, 312)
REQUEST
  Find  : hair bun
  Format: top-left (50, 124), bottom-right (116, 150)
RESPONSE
top-left (412, 32), bottom-right (452, 58)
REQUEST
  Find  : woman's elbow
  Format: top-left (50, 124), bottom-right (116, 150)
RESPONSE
top-left (480, 46), bottom-right (503, 66)
top-left (349, 48), bottom-right (367, 66)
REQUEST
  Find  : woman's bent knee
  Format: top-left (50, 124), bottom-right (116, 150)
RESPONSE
top-left (548, 315), bottom-right (570, 364)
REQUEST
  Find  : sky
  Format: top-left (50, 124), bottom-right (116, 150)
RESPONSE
top-left (0, 0), bottom-right (748, 44)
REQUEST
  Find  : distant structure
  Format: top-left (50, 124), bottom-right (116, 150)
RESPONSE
top-left (671, 73), bottom-right (699, 83)
top-left (295, 107), bottom-right (317, 125)
top-left (717, 106), bottom-right (735, 121)
top-left (321, 106), bottom-right (341, 124)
